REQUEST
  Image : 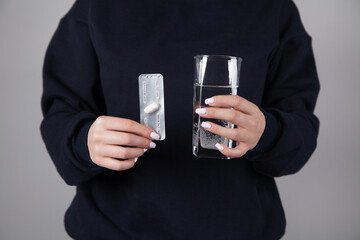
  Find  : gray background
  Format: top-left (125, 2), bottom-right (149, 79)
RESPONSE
top-left (0, 0), bottom-right (359, 239)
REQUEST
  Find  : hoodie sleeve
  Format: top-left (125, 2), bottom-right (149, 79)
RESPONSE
top-left (245, 0), bottom-right (320, 177)
top-left (40, 0), bottom-right (106, 185)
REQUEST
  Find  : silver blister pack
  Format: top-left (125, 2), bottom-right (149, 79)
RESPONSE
top-left (138, 74), bottom-right (166, 140)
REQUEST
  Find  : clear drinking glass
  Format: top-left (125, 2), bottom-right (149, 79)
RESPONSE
top-left (192, 55), bottom-right (242, 159)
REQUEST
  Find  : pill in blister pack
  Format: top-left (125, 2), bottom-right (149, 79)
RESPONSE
top-left (138, 74), bottom-right (166, 140)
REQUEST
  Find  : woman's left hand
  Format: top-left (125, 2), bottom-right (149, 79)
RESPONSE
top-left (195, 95), bottom-right (266, 158)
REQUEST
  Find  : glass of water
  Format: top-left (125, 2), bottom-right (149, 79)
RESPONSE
top-left (192, 55), bottom-right (242, 159)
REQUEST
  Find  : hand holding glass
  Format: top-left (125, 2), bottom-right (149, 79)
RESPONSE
top-left (192, 55), bottom-right (266, 159)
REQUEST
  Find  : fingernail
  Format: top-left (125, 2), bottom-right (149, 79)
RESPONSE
top-left (134, 157), bottom-right (138, 163)
top-left (149, 142), bottom-right (156, 148)
top-left (195, 108), bottom-right (207, 115)
top-left (201, 122), bottom-right (212, 129)
top-left (205, 98), bottom-right (215, 105)
top-left (215, 143), bottom-right (224, 151)
top-left (144, 149), bottom-right (148, 152)
top-left (150, 132), bottom-right (161, 140)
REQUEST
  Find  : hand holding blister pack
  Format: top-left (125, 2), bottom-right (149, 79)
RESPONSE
top-left (138, 74), bottom-right (166, 140)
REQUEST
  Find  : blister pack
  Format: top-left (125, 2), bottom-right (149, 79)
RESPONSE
top-left (138, 74), bottom-right (166, 140)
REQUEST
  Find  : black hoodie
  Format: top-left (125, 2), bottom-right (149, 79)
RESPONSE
top-left (41, 0), bottom-right (319, 239)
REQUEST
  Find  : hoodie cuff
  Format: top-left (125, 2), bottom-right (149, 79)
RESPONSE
top-left (245, 109), bottom-right (281, 159)
top-left (72, 120), bottom-right (99, 168)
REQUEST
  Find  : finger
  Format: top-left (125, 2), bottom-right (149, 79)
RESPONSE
top-left (100, 145), bottom-right (146, 160)
top-left (200, 121), bottom-right (251, 142)
top-left (196, 107), bottom-right (251, 128)
top-left (101, 131), bottom-right (156, 149)
top-left (205, 95), bottom-right (257, 115)
top-left (214, 143), bottom-right (248, 159)
top-left (100, 157), bottom-right (136, 171)
top-left (98, 116), bottom-right (161, 140)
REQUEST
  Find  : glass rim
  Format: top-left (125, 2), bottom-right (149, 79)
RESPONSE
top-left (194, 54), bottom-right (242, 61)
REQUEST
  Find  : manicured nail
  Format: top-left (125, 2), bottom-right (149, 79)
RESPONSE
top-left (215, 143), bottom-right (224, 151)
top-left (134, 157), bottom-right (138, 163)
top-left (149, 142), bottom-right (156, 148)
top-left (205, 98), bottom-right (215, 105)
top-left (144, 149), bottom-right (148, 152)
top-left (150, 132), bottom-right (161, 140)
top-left (195, 108), bottom-right (207, 115)
top-left (201, 122), bottom-right (212, 129)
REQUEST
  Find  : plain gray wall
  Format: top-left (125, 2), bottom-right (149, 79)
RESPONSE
top-left (0, 0), bottom-right (359, 239)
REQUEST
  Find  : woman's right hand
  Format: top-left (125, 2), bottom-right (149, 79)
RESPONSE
top-left (87, 116), bottom-right (160, 171)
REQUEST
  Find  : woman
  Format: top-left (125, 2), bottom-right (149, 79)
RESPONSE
top-left (41, 0), bottom-right (319, 239)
